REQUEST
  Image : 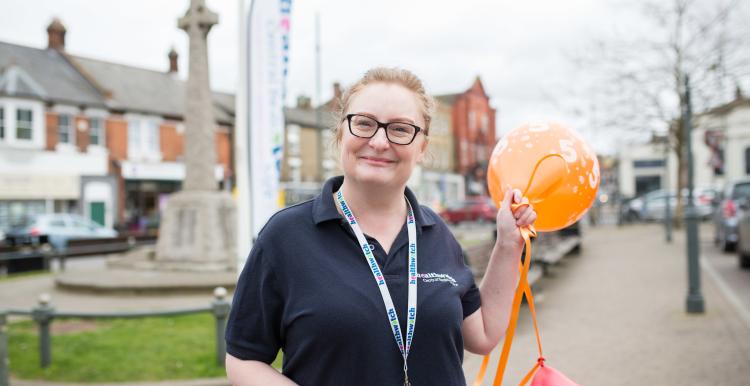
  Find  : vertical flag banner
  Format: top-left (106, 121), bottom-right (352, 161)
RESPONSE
top-left (236, 0), bottom-right (293, 271)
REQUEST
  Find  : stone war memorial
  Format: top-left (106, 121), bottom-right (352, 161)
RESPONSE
top-left (56, 0), bottom-right (237, 294)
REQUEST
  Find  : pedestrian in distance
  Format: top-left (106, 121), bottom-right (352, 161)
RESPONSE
top-left (225, 67), bottom-right (537, 386)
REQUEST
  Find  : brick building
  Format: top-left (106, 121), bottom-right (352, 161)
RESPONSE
top-left (436, 76), bottom-right (497, 195)
top-left (281, 77), bottom-right (498, 208)
top-left (0, 19), bottom-right (233, 232)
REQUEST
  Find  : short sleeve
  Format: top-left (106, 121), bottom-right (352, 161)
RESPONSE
top-left (458, 241), bottom-right (481, 319)
top-left (225, 244), bottom-right (283, 363)
top-left (461, 281), bottom-right (481, 318)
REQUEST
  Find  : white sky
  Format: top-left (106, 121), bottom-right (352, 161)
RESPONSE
top-left (2, 0), bottom-right (738, 155)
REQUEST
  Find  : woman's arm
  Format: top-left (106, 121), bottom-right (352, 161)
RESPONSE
top-left (462, 186), bottom-right (536, 355)
top-left (225, 353), bottom-right (298, 386)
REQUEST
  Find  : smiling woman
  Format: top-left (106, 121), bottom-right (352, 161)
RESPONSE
top-left (336, 77), bottom-right (430, 194)
top-left (224, 67), bottom-right (537, 386)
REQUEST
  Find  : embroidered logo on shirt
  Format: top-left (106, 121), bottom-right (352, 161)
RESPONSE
top-left (417, 272), bottom-right (458, 287)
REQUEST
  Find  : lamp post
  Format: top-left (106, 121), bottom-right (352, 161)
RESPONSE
top-left (683, 75), bottom-right (705, 314)
top-left (663, 137), bottom-right (672, 243)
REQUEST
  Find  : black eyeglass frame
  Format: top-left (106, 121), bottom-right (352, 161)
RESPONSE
top-left (344, 113), bottom-right (425, 145)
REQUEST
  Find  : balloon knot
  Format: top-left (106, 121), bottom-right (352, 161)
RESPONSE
top-left (537, 356), bottom-right (546, 367)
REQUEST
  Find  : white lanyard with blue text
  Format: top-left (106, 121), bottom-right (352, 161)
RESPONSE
top-left (335, 189), bottom-right (417, 386)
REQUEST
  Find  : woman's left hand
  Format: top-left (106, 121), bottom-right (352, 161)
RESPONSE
top-left (496, 185), bottom-right (537, 249)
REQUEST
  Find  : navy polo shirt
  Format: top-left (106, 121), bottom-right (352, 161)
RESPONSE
top-left (226, 176), bottom-right (481, 386)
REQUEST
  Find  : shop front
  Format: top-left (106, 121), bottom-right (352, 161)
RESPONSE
top-left (119, 160), bottom-right (225, 234)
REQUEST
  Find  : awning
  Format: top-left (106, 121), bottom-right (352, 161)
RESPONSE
top-left (120, 161), bottom-right (224, 181)
top-left (0, 174), bottom-right (79, 200)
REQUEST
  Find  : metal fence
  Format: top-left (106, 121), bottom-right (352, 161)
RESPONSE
top-left (0, 235), bottom-right (158, 275)
top-left (0, 287), bottom-right (230, 386)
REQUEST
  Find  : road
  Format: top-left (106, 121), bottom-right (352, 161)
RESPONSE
top-left (699, 223), bottom-right (750, 325)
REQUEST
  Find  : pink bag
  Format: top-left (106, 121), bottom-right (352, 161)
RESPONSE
top-left (530, 363), bottom-right (578, 386)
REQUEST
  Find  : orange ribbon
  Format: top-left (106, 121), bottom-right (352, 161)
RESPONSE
top-left (473, 201), bottom-right (543, 386)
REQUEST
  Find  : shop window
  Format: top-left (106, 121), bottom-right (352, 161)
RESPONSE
top-left (0, 200), bottom-right (45, 232)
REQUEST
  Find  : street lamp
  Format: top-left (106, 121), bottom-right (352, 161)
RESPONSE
top-left (663, 136), bottom-right (672, 243)
top-left (683, 75), bottom-right (705, 314)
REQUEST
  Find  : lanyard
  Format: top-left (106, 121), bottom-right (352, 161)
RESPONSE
top-left (335, 189), bottom-right (418, 386)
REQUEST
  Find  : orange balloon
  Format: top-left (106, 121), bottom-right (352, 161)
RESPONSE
top-left (487, 122), bottom-right (600, 232)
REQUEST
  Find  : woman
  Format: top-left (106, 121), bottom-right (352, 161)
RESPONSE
top-left (225, 68), bottom-right (536, 386)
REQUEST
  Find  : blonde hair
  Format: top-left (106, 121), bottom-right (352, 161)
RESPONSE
top-left (332, 67), bottom-right (434, 145)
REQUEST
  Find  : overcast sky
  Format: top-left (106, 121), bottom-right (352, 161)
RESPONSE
top-left (2, 0), bottom-right (746, 155)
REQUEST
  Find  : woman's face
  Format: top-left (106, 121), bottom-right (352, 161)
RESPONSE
top-left (340, 82), bottom-right (428, 190)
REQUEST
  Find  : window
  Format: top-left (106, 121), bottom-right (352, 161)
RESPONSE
top-left (128, 118), bottom-right (161, 158)
top-left (128, 120), bottom-right (141, 153)
top-left (461, 140), bottom-right (468, 164)
top-left (745, 147), bottom-right (750, 175)
top-left (0, 107), bottom-right (4, 139)
top-left (476, 143), bottom-right (486, 162)
top-left (289, 157), bottom-right (302, 182)
top-left (0, 200), bottom-right (45, 233)
top-left (287, 125), bottom-right (301, 156)
top-left (89, 117), bottom-right (104, 146)
top-left (58, 114), bottom-right (73, 144)
top-left (49, 218), bottom-right (67, 228)
top-left (16, 109), bottom-right (33, 140)
top-left (145, 120), bottom-right (159, 153)
top-left (633, 159), bottom-right (665, 168)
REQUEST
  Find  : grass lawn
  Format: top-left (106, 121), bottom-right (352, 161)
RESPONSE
top-left (8, 313), bottom-right (283, 383)
top-left (0, 270), bottom-right (51, 283)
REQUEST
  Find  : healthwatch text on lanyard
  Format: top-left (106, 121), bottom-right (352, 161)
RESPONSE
top-left (335, 189), bottom-right (418, 386)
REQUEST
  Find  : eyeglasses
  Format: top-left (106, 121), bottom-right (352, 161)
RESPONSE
top-left (345, 114), bottom-right (424, 145)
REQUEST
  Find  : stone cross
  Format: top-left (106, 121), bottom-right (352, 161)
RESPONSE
top-left (150, 0), bottom-right (236, 272)
top-left (178, 0), bottom-right (219, 191)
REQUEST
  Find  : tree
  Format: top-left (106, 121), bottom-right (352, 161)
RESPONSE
top-left (573, 0), bottom-right (750, 225)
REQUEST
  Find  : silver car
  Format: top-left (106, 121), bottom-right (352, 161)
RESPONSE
top-left (5, 213), bottom-right (117, 251)
top-left (715, 179), bottom-right (750, 252)
top-left (638, 189), bottom-right (714, 222)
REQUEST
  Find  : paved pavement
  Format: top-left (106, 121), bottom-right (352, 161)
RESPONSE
top-left (462, 222), bottom-right (750, 386)
top-left (4, 220), bottom-right (750, 385)
top-left (0, 270), bottom-right (217, 316)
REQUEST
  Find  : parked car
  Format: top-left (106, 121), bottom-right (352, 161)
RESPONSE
top-left (734, 199), bottom-right (750, 268)
top-left (633, 189), bottom-right (714, 222)
top-left (439, 196), bottom-right (497, 224)
top-left (714, 179), bottom-right (750, 252)
top-left (620, 196), bottom-right (645, 222)
top-left (4, 213), bottom-right (118, 251)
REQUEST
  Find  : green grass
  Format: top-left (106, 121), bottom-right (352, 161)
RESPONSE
top-left (0, 270), bottom-right (51, 283)
top-left (8, 314), bottom-right (283, 382)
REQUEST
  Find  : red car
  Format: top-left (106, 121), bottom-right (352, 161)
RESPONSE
top-left (439, 196), bottom-right (498, 224)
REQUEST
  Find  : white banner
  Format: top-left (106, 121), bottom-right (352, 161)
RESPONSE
top-left (236, 0), bottom-right (292, 271)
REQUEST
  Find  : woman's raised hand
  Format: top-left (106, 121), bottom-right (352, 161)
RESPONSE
top-left (496, 185), bottom-right (537, 249)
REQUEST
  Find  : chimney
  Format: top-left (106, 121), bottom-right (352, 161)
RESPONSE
top-left (736, 84), bottom-right (744, 101)
top-left (47, 18), bottom-right (66, 51)
top-left (333, 82), bottom-right (342, 101)
top-left (297, 95), bottom-right (311, 109)
top-left (168, 47), bottom-right (179, 74)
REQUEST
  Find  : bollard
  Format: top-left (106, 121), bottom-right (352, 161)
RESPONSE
top-left (31, 294), bottom-right (54, 368)
top-left (211, 287), bottom-right (231, 366)
top-left (0, 312), bottom-right (8, 386)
